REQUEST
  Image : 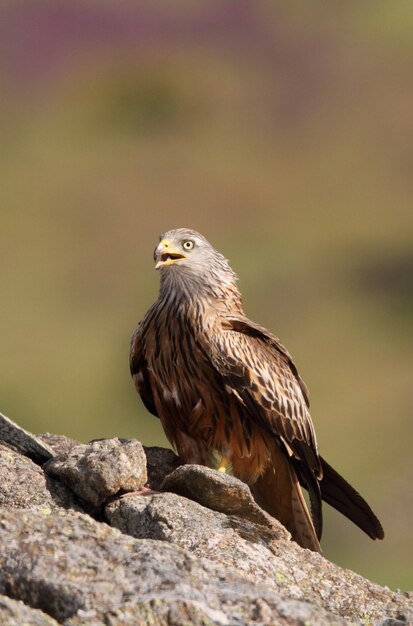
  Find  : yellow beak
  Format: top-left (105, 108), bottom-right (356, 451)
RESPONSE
top-left (155, 239), bottom-right (187, 270)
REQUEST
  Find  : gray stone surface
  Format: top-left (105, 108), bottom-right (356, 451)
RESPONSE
top-left (0, 507), bottom-right (351, 626)
top-left (144, 444), bottom-right (182, 489)
top-left (162, 463), bottom-right (289, 535)
top-left (106, 491), bottom-right (289, 587)
top-left (38, 433), bottom-right (80, 456)
top-left (105, 490), bottom-right (413, 624)
top-left (0, 594), bottom-right (59, 626)
top-left (0, 412), bottom-right (54, 463)
top-left (0, 412), bottom-right (412, 626)
top-left (44, 438), bottom-right (147, 506)
top-left (0, 443), bottom-right (84, 513)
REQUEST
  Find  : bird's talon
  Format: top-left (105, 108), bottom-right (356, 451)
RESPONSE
top-left (120, 484), bottom-right (156, 498)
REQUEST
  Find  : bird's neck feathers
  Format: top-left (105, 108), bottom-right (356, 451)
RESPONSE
top-left (158, 265), bottom-right (244, 315)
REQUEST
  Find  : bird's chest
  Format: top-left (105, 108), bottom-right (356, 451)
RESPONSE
top-left (145, 314), bottom-right (220, 427)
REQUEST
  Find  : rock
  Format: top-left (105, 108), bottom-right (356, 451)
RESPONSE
top-left (105, 489), bottom-right (413, 624)
top-left (64, 600), bottom-right (231, 626)
top-left (0, 412), bottom-right (412, 625)
top-left (0, 507), bottom-right (351, 626)
top-left (0, 412), bottom-right (54, 463)
top-left (0, 443), bottom-right (84, 513)
top-left (143, 445), bottom-right (181, 489)
top-left (44, 438), bottom-right (147, 507)
top-left (0, 594), bottom-right (59, 626)
top-left (64, 597), bottom-right (350, 626)
top-left (374, 617), bottom-right (406, 626)
top-left (106, 491), bottom-right (291, 587)
top-left (162, 463), bottom-right (288, 535)
top-left (38, 433), bottom-right (80, 456)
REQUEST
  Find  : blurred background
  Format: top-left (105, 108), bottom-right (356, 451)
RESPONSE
top-left (0, 0), bottom-right (412, 590)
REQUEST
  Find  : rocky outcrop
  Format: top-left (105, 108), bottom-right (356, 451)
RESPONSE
top-left (0, 411), bottom-right (411, 626)
top-left (44, 438), bottom-right (147, 506)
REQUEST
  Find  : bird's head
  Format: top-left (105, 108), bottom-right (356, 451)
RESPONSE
top-left (154, 228), bottom-right (240, 306)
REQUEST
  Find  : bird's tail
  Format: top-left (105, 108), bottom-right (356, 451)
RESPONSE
top-left (251, 443), bottom-right (322, 553)
top-left (319, 456), bottom-right (384, 540)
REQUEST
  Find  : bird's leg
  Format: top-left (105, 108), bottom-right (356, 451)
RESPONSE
top-left (217, 456), bottom-right (231, 473)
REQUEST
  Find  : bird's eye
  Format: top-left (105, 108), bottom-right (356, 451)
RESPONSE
top-left (182, 240), bottom-right (194, 251)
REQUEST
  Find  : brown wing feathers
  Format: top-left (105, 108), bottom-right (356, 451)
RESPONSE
top-left (210, 315), bottom-right (383, 542)
top-left (130, 320), bottom-right (159, 419)
top-left (209, 315), bottom-right (324, 544)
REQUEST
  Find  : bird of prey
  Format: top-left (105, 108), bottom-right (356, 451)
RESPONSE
top-left (130, 228), bottom-right (384, 552)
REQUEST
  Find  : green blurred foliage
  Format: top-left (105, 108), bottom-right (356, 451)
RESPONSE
top-left (0, 1), bottom-right (412, 590)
